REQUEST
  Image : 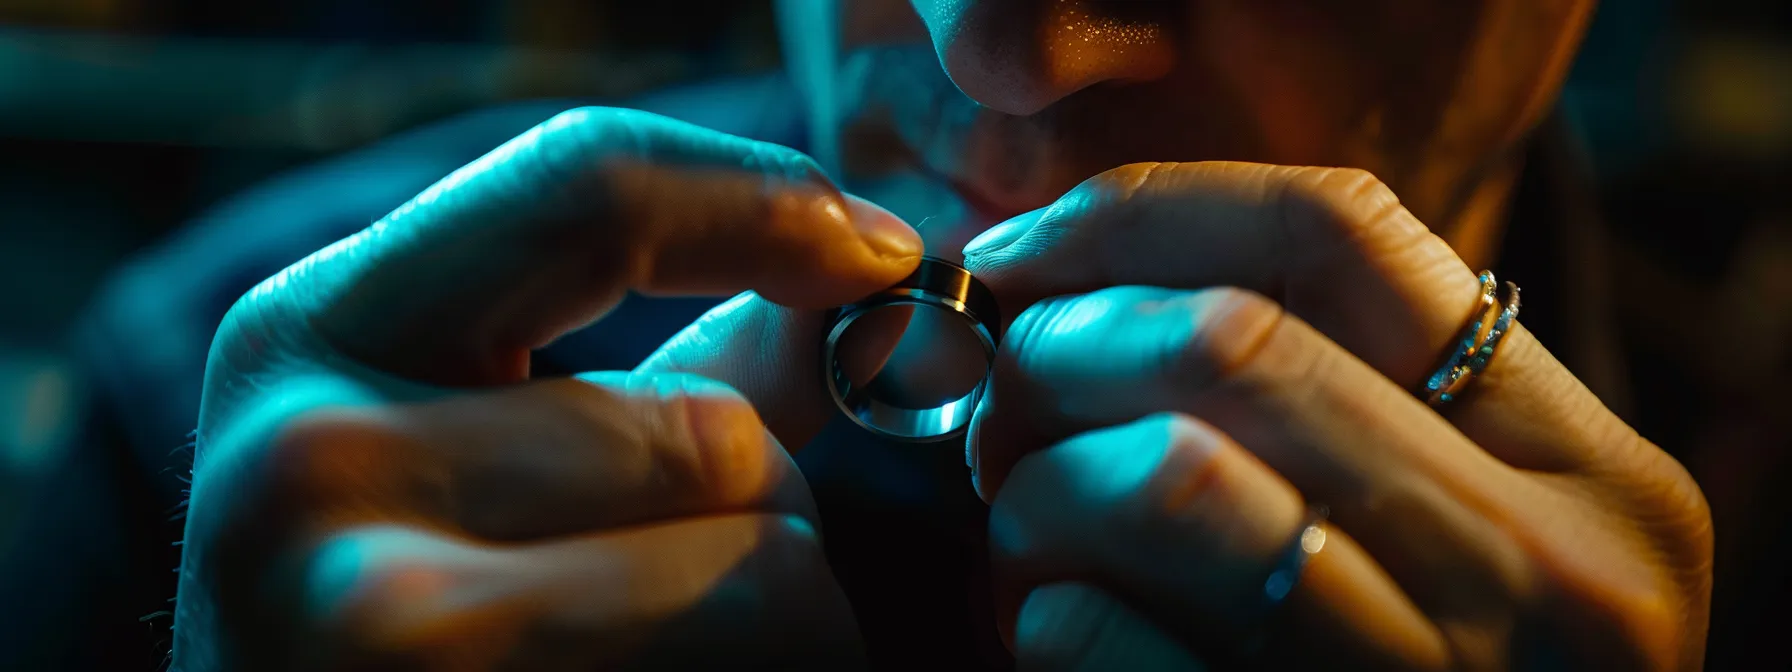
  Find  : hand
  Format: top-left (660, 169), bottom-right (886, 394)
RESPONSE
top-left (173, 108), bottom-right (924, 671)
top-left (961, 163), bottom-right (1712, 671)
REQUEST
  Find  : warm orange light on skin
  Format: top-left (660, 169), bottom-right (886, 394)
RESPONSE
top-left (835, 0), bottom-right (1597, 255)
top-left (311, 518), bottom-right (799, 669)
top-left (1038, 2), bottom-right (1173, 104)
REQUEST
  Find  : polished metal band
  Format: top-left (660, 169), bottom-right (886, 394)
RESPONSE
top-left (1262, 507), bottom-right (1329, 608)
top-left (823, 256), bottom-right (1003, 442)
top-left (1233, 506), bottom-right (1331, 660)
top-left (1422, 270), bottom-right (1522, 407)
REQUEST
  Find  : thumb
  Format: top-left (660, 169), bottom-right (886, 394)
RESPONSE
top-left (639, 254), bottom-right (935, 450)
top-left (635, 293), bottom-right (841, 450)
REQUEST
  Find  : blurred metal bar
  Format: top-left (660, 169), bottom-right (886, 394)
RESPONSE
top-left (776, 0), bottom-right (840, 178)
top-left (0, 27), bottom-right (698, 150)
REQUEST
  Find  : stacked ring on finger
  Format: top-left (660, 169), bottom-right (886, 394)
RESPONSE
top-left (1421, 270), bottom-right (1521, 406)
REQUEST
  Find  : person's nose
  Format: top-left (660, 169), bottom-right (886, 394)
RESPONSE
top-left (913, 0), bottom-right (1178, 115)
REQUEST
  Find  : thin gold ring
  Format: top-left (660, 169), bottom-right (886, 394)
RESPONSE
top-left (1422, 270), bottom-right (1522, 406)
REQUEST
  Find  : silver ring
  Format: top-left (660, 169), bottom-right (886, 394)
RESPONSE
top-left (823, 256), bottom-right (1002, 442)
top-left (1234, 506), bottom-right (1330, 658)
top-left (1262, 506), bottom-right (1329, 609)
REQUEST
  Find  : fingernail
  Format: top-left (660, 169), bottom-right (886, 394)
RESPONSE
top-left (964, 207), bottom-right (1045, 257)
top-left (846, 195), bottom-right (924, 260)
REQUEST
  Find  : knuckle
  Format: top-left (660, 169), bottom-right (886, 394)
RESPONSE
top-left (565, 372), bottom-right (784, 512)
top-left (741, 139), bottom-right (832, 188)
top-left (744, 513), bottom-right (831, 583)
top-left (1538, 547), bottom-right (1695, 671)
top-left (1107, 413), bottom-right (1214, 532)
top-left (1096, 414), bottom-right (1308, 579)
top-left (1625, 435), bottom-right (1715, 558)
top-left (1278, 166), bottom-right (1429, 261)
top-left (1316, 165), bottom-right (1386, 192)
top-left (532, 107), bottom-right (697, 191)
top-left (540, 105), bottom-right (653, 154)
top-left (1540, 427), bottom-right (1713, 642)
top-left (1063, 161), bottom-right (1175, 227)
top-left (1292, 166), bottom-right (1392, 210)
top-left (207, 265), bottom-right (334, 388)
top-left (543, 106), bottom-right (830, 186)
top-left (258, 405), bottom-right (408, 511)
top-left (1151, 412), bottom-right (1227, 495)
top-left (1085, 161), bottom-right (1173, 197)
top-left (531, 108), bottom-right (661, 204)
top-left (182, 404), bottom-right (423, 664)
top-left (1600, 437), bottom-right (1714, 658)
top-left (1114, 413), bottom-right (1251, 538)
top-left (311, 533), bottom-right (474, 655)
top-left (624, 372), bottom-right (783, 508)
top-left (1169, 286), bottom-right (1289, 385)
top-left (1019, 162), bottom-right (1169, 240)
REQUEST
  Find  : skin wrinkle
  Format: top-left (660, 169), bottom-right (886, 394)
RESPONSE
top-left (1170, 289), bottom-right (1293, 398)
top-left (157, 1), bottom-right (1720, 670)
top-left (1319, 395), bottom-right (1546, 622)
top-left (1258, 164), bottom-right (1310, 301)
top-left (996, 284), bottom-right (1555, 648)
top-left (1283, 169), bottom-right (1406, 267)
top-left (660, 377), bottom-right (777, 511)
top-left (1153, 420), bottom-right (1229, 526)
top-left (1335, 170), bottom-right (1427, 252)
top-left (1179, 296), bottom-right (1545, 653)
top-left (1094, 161), bottom-right (1177, 294)
top-left (955, 148), bottom-right (1705, 667)
top-left (321, 158), bottom-right (546, 381)
top-left (195, 411), bottom-right (368, 669)
top-left (1151, 416), bottom-right (1303, 578)
top-left (179, 87), bottom-right (941, 670)
top-left (1498, 489), bottom-right (1684, 670)
top-left (1562, 427), bottom-right (1713, 620)
top-left (1362, 485), bottom-right (1525, 662)
top-left (1013, 300), bottom-right (1076, 417)
top-left (630, 376), bottom-right (707, 502)
top-left (1274, 168), bottom-right (1484, 383)
top-left (1456, 328), bottom-right (1623, 473)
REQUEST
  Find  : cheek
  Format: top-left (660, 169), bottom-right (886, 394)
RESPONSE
top-left (1178, 0), bottom-right (1569, 168)
top-left (843, 0), bottom-right (930, 45)
top-left (1184, 2), bottom-right (1388, 164)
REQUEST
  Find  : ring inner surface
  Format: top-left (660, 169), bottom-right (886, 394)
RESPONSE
top-left (827, 297), bottom-right (995, 441)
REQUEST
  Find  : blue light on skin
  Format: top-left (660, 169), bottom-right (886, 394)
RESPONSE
top-left (302, 526), bottom-right (478, 630)
top-left (986, 418), bottom-right (1177, 562)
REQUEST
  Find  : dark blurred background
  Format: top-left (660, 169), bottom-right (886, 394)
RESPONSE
top-left (0, 0), bottom-right (777, 547)
top-left (0, 0), bottom-right (1786, 669)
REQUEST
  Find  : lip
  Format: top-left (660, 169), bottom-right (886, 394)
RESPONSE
top-left (908, 158), bottom-right (1031, 225)
top-left (852, 43), bottom-right (1047, 226)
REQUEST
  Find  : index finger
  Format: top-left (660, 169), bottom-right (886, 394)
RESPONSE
top-left (961, 161), bottom-right (1653, 476)
top-left (230, 107), bottom-right (922, 390)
